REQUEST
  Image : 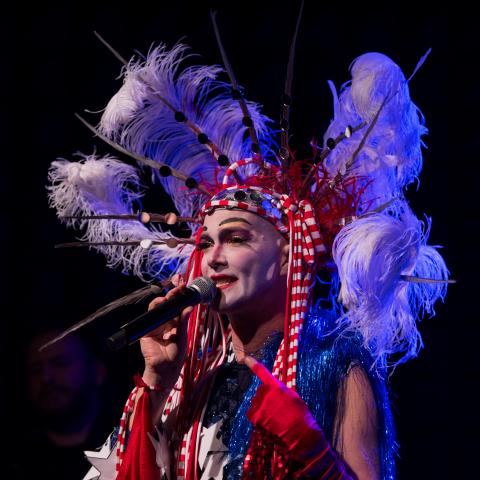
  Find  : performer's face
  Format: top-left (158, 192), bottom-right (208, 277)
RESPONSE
top-left (200, 209), bottom-right (289, 316)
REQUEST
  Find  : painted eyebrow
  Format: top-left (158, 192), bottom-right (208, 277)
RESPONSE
top-left (200, 217), bottom-right (252, 240)
top-left (199, 219), bottom-right (253, 240)
top-left (218, 217), bottom-right (252, 227)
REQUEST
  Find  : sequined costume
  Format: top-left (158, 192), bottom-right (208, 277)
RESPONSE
top-left (84, 307), bottom-right (395, 480)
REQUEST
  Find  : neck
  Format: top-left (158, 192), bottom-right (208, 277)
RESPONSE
top-left (229, 308), bottom-right (284, 363)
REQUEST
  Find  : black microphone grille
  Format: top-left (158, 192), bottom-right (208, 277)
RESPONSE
top-left (188, 276), bottom-right (218, 303)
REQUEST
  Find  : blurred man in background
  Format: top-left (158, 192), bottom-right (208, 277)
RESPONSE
top-left (9, 327), bottom-right (118, 479)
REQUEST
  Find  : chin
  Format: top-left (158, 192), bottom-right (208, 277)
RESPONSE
top-left (215, 297), bottom-right (255, 317)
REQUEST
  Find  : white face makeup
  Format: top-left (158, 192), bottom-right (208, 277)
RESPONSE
top-left (199, 209), bottom-right (289, 317)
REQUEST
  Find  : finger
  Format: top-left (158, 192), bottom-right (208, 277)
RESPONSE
top-left (171, 274), bottom-right (185, 287)
top-left (164, 284), bottom-right (187, 300)
top-left (244, 355), bottom-right (280, 388)
top-left (180, 305), bottom-right (193, 323)
top-left (161, 326), bottom-right (178, 340)
top-left (148, 296), bottom-right (167, 311)
top-left (143, 318), bottom-right (178, 338)
top-left (147, 285), bottom-right (186, 311)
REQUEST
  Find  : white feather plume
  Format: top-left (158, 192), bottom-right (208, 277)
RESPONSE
top-left (324, 52), bottom-right (428, 214)
top-left (332, 204), bottom-right (448, 364)
top-left (99, 43), bottom-right (276, 219)
top-left (47, 154), bottom-right (192, 281)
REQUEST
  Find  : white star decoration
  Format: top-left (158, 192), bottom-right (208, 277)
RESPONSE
top-left (147, 425), bottom-right (171, 480)
top-left (83, 432), bottom-right (117, 480)
top-left (198, 419), bottom-right (229, 480)
top-left (81, 421), bottom-right (230, 480)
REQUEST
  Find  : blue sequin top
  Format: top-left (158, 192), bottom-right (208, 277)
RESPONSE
top-left (201, 307), bottom-right (396, 479)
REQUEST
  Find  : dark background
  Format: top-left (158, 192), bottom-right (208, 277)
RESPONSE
top-left (0, 2), bottom-right (476, 479)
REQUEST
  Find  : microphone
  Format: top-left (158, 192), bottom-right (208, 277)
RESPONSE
top-left (107, 277), bottom-right (217, 351)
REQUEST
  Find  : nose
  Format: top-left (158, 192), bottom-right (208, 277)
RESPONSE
top-left (34, 363), bottom-right (54, 384)
top-left (206, 244), bottom-right (227, 271)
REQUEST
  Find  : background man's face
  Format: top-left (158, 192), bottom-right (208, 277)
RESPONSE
top-left (26, 333), bottom-right (97, 419)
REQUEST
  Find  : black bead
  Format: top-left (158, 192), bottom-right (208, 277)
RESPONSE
top-left (251, 143), bottom-right (260, 153)
top-left (279, 118), bottom-right (289, 130)
top-left (326, 137), bottom-right (336, 150)
top-left (233, 190), bottom-right (247, 201)
top-left (242, 116), bottom-right (253, 127)
top-left (159, 165), bottom-right (172, 177)
top-left (185, 177), bottom-right (198, 189)
top-left (197, 133), bottom-right (209, 144)
top-left (231, 88), bottom-right (242, 100)
top-left (281, 94), bottom-right (292, 106)
top-left (174, 111), bottom-right (186, 122)
top-left (217, 154), bottom-right (229, 166)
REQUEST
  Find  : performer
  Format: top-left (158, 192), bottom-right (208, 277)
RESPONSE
top-left (47, 20), bottom-right (451, 480)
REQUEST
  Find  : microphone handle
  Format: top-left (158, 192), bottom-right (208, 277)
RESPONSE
top-left (107, 287), bottom-right (200, 351)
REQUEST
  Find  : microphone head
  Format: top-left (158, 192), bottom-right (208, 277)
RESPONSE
top-left (188, 276), bottom-right (218, 303)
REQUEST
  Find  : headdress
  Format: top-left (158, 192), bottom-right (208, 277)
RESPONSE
top-left (47, 18), bottom-right (451, 479)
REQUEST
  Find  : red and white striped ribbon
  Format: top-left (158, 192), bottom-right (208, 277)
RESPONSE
top-left (115, 377), bottom-right (165, 472)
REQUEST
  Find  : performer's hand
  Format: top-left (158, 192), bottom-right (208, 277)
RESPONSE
top-left (243, 355), bottom-right (324, 463)
top-left (140, 275), bottom-right (191, 388)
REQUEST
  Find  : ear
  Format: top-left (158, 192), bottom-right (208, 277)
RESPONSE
top-left (94, 359), bottom-right (108, 387)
